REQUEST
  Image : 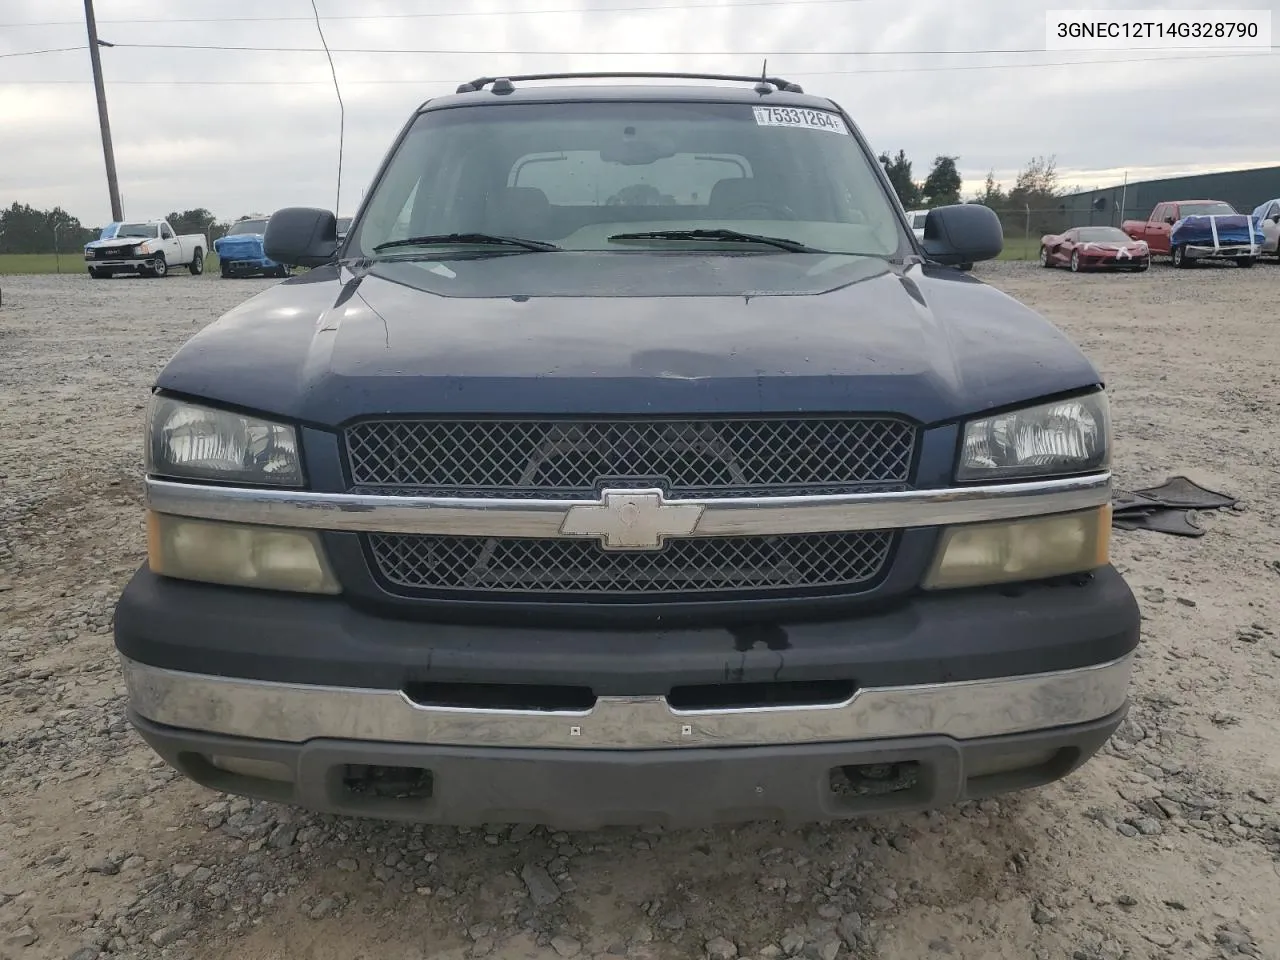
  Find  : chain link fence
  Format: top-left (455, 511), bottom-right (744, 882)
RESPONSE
top-left (992, 204), bottom-right (1174, 260)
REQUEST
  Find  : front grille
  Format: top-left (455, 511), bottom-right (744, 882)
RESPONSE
top-left (366, 530), bottom-right (896, 601)
top-left (345, 417), bottom-right (916, 498)
top-left (95, 246), bottom-right (136, 260)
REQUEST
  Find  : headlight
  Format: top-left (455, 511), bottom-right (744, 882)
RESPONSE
top-left (147, 512), bottom-right (339, 594)
top-left (137, 242), bottom-right (152, 254)
top-left (146, 395), bottom-right (303, 486)
top-left (923, 506), bottom-right (1110, 590)
top-left (958, 392), bottom-right (1109, 482)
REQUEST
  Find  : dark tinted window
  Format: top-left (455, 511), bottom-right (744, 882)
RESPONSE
top-left (1077, 227), bottom-right (1131, 242)
top-left (228, 219), bottom-right (269, 235)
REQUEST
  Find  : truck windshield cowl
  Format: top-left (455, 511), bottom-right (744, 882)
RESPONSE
top-left (349, 100), bottom-right (907, 259)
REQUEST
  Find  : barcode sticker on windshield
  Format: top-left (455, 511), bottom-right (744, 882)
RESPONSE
top-left (752, 106), bottom-right (849, 134)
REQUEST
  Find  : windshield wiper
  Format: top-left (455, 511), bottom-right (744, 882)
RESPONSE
top-left (372, 232), bottom-right (560, 253)
top-left (606, 228), bottom-right (821, 253)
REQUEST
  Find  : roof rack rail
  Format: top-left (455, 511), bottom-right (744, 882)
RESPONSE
top-left (455, 71), bottom-right (804, 95)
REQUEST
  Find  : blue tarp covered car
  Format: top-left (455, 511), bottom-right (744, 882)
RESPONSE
top-left (1169, 213), bottom-right (1263, 266)
top-left (214, 217), bottom-right (289, 278)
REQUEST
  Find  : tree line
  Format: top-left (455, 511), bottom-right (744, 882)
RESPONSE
top-left (0, 204), bottom-right (266, 255)
top-left (3, 159), bottom-right (1073, 255)
top-left (879, 152), bottom-right (1072, 236)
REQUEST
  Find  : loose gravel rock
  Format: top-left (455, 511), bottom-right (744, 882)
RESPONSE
top-left (1, 265), bottom-right (1279, 959)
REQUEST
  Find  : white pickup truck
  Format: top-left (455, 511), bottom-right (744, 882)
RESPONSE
top-left (84, 219), bottom-right (207, 279)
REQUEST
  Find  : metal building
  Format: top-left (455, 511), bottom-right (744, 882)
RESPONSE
top-left (1056, 164), bottom-right (1280, 228)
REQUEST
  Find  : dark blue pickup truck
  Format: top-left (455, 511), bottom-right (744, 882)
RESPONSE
top-left (114, 73), bottom-right (1139, 830)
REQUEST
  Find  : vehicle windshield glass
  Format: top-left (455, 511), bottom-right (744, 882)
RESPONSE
top-left (350, 99), bottom-right (906, 258)
top-left (228, 219), bottom-right (268, 235)
top-left (116, 223), bottom-right (156, 238)
top-left (1077, 227), bottom-right (1130, 242)
top-left (1179, 202), bottom-right (1235, 217)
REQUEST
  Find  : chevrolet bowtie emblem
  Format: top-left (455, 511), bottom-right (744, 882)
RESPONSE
top-left (560, 489), bottom-right (704, 550)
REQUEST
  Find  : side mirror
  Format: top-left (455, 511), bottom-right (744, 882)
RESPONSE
top-left (264, 207), bottom-right (338, 268)
top-left (920, 203), bottom-right (1002, 266)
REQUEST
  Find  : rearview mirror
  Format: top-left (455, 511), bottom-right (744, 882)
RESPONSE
top-left (600, 137), bottom-right (676, 166)
top-left (264, 207), bottom-right (338, 268)
top-left (920, 204), bottom-right (1003, 266)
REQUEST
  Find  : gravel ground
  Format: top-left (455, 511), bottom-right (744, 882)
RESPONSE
top-left (1, 262), bottom-right (1279, 960)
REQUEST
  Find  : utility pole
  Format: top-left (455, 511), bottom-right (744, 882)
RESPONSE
top-left (84, 0), bottom-right (123, 222)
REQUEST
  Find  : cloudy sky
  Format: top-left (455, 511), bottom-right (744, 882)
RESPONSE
top-left (2, 0), bottom-right (1277, 227)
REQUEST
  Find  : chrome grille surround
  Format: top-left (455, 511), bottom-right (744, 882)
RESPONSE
top-left (144, 471), bottom-right (1114, 601)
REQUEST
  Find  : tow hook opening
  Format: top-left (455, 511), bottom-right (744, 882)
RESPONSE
top-left (827, 760), bottom-right (933, 811)
top-left (831, 761), bottom-right (921, 797)
top-left (340, 763), bottom-right (435, 801)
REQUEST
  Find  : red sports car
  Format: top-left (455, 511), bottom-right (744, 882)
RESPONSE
top-left (1040, 226), bottom-right (1150, 272)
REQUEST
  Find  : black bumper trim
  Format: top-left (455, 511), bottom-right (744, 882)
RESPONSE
top-left (113, 564), bottom-right (1141, 695)
top-left (130, 707), bottom-right (1125, 830)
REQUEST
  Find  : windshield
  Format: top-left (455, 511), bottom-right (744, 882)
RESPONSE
top-left (228, 219), bottom-right (268, 235)
top-left (350, 100), bottom-right (906, 258)
top-left (1077, 227), bottom-right (1130, 242)
top-left (117, 222), bottom-right (157, 238)
top-left (1179, 202), bottom-right (1236, 218)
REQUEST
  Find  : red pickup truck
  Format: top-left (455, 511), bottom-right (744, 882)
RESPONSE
top-left (1121, 199), bottom-right (1257, 266)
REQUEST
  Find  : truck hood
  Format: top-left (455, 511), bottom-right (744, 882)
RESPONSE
top-left (214, 234), bottom-right (268, 259)
top-left (156, 252), bottom-right (1102, 427)
top-left (86, 236), bottom-right (148, 250)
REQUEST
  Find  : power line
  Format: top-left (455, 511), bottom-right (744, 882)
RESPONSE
top-left (0, 45), bottom-right (86, 58)
top-left (5, 50), bottom-right (1274, 85)
top-left (309, 0), bottom-right (344, 218)
top-left (3, 0), bottom-right (882, 28)
top-left (108, 41), bottom-right (1279, 55)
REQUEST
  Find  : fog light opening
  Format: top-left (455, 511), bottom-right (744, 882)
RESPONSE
top-left (208, 754), bottom-right (295, 784)
top-left (964, 747), bottom-right (1076, 796)
top-left (180, 752), bottom-right (296, 804)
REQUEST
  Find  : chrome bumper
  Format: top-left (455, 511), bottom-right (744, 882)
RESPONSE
top-left (1185, 244), bottom-right (1258, 258)
top-left (120, 652), bottom-right (1134, 750)
top-left (87, 258), bottom-right (153, 268)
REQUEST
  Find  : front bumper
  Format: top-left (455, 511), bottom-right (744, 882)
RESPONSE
top-left (221, 257), bottom-right (278, 273)
top-left (116, 562), bottom-right (1139, 826)
top-left (86, 258), bottom-right (157, 271)
top-left (1183, 244), bottom-right (1259, 260)
top-left (1080, 254), bottom-right (1149, 268)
